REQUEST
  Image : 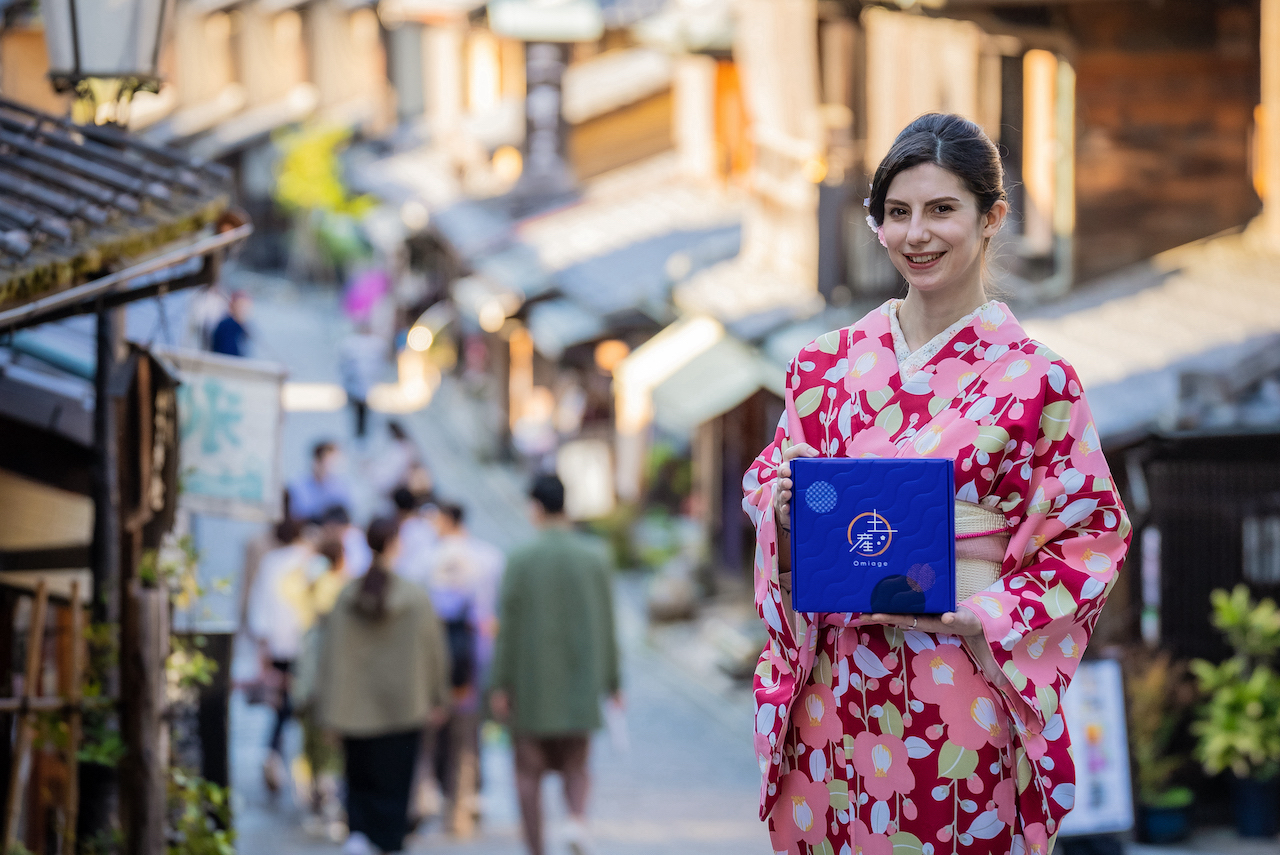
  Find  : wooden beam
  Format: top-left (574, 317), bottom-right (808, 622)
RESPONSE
top-left (4, 580), bottom-right (48, 850)
top-left (1264, 0), bottom-right (1280, 244)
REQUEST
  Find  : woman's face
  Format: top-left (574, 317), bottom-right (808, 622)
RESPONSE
top-left (881, 162), bottom-right (1006, 298)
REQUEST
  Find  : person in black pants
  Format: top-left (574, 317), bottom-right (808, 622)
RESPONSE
top-left (315, 518), bottom-right (451, 855)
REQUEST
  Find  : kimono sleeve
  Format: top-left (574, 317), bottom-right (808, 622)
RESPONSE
top-left (965, 358), bottom-right (1132, 754)
top-left (742, 355), bottom-right (820, 818)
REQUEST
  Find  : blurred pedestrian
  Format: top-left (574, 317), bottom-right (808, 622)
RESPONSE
top-left (392, 487), bottom-right (436, 589)
top-left (289, 441), bottom-right (352, 523)
top-left (237, 490), bottom-right (291, 630)
top-left (320, 505), bottom-right (372, 579)
top-left (490, 475), bottom-right (621, 855)
top-left (339, 323), bottom-right (386, 440)
top-left (291, 536), bottom-right (350, 837)
top-left (246, 517), bottom-right (313, 794)
top-left (422, 502), bottom-right (503, 837)
top-left (211, 290), bottom-right (252, 357)
top-left (316, 517), bottom-right (451, 855)
top-left (373, 421), bottom-right (427, 501)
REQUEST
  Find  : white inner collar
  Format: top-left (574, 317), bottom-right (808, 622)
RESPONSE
top-left (888, 299), bottom-right (993, 381)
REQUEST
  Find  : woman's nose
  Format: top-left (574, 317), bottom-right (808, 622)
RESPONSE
top-left (907, 214), bottom-right (930, 244)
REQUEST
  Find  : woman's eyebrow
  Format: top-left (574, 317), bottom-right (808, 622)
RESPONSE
top-left (884, 196), bottom-right (962, 207)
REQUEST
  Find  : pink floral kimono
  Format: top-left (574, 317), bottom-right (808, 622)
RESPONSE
top-left (743, 301), bottom-right (1131, 855)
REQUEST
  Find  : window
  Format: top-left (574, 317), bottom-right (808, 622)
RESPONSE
top-left (1242, 515), bottom-right (1280, 585)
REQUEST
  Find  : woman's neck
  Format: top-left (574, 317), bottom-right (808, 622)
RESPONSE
top-left (898, 283), bottom-right (988, 353)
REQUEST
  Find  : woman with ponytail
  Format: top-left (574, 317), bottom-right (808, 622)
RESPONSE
top-left (317, 517), bottom-right (451, 855)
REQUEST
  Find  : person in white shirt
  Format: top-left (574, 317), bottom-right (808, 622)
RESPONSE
top-left (339, 324), bottom-right (387, 439)
top-left (392, 488), bottom-right (438, 589)
top-left (423, 503), bottom-right (505, 837)
top-left (247, 518), bottom-right (314, 792)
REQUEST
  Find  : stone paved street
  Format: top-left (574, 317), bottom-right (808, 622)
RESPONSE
top-left (208, 276), bottom-right (770, 854)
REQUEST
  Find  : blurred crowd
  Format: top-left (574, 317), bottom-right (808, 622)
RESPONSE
top-left (237, 426), bottom-right (621, 855)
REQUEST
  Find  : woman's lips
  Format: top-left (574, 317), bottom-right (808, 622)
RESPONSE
top-left (903, 251), bottom-right (945, 270)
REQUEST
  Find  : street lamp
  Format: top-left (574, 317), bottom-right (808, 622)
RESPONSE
top-left (42, 0), bottom-right (173, 113)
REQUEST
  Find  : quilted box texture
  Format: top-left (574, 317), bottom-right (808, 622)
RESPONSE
top-left (790, 458), bottom-right (955, 614)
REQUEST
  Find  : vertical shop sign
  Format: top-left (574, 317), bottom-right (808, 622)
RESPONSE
top-left (1057, 659), bottom-right (1135, 837)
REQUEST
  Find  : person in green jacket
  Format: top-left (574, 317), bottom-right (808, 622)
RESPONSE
top-left (490, 474), bottom-right (621, 855)
top-left (316, 517), bottom-right (450, 855)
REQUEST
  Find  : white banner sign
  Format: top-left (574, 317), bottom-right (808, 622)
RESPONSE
top-left (155, 347), bottom-right (287, 522)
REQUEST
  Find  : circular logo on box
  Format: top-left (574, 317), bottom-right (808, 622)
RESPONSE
top-left (804, 480), bottom-right (837, 514)
top-left (847, 511), bottom-right (896, 557)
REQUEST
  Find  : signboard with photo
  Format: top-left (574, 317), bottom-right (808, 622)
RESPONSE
top-left (155, 347), bottom-right (287, 522)
top-left (1057, 658), bottom-right (1135, 837)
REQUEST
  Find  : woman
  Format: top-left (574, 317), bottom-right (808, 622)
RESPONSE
top-left (745, 114), bottom-right (1131, 855)
top-left (316, 517), bottom-right (451, 855)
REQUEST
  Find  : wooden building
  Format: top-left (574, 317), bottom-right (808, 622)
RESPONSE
top-left (0, 94), bottom-right (246, 853)
top-left (818, 0), bottom-right (1270, 295)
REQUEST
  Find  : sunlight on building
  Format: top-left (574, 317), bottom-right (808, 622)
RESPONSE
top-left (281, 382), bottom-right (347, 412)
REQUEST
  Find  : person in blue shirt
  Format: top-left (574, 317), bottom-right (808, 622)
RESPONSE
top-left (211, 290), bottom-right (252, 356)
top-left (288, 441), bottom-right (353, 523)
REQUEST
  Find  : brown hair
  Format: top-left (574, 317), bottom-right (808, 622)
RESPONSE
top-left (317, 536), bottom-right (344, 572)
top-left (867, 113), bottom-right (1006, 232)
top-left (355, 517), bottom-right (400, 619)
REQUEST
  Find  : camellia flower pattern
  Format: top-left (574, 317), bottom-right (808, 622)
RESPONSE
top-left (742, 301), bottom-right (1131, 855)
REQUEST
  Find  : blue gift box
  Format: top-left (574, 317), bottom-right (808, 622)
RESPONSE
top-left (789, 458), bottom-right (956, 614)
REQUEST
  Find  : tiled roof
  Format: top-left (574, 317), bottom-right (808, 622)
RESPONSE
top-left (0, 97), bottom-right (230, 310)
top-left (1021, 221), bottom-right (1280, 440)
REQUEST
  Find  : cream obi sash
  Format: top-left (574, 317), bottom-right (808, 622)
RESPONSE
top-left (955, 501), bottom-right (1010, 601)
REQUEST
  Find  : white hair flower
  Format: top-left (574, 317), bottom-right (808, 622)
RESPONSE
top-left (865, 214), bottom-right (887, 249)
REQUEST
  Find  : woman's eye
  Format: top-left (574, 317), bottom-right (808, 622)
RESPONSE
top-left (889, 208), bottom-right (907, 217)
top-left (935, 205), bottom-right (952, 214)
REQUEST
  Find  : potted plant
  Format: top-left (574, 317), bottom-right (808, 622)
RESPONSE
top-left (1190, 585), bottom-right (1280, 838)
top-left (1125, 649), bottom-right (1196, 843)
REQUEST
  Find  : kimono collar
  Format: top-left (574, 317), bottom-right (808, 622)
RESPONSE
top-left (858, 299), bottom-right (1029, 354)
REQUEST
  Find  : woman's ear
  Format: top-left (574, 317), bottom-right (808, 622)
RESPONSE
top-left (982, 199), bottom-right (1009, 238)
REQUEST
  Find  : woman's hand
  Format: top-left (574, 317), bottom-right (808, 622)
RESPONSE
top-left (772, 442), bottom-right (820, 533)
top-left (866, 606), bottom-right (983, 638)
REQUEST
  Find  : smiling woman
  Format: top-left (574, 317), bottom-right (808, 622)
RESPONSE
top-left (745, 114), bottom-right (1131, 855)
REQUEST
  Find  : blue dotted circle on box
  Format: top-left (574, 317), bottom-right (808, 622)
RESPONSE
top-left (805, 480), bottom-right (837, 514)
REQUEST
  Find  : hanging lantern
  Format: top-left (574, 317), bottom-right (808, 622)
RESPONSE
top-left (42, 0), bottom-right (173, 93)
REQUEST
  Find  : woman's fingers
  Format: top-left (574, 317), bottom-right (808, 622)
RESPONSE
top-left (866, 613), bottom-right (977, 637)
top-left (781, 442), bottom-right (820, 462)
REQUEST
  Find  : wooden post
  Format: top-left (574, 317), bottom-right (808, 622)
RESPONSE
top-left (120, 580), bottom-right (169, 855)
top-left (4, 581), bottom-right (49, 851)
top-left (1263, 0), bottom-right (1280, 245)
top-left (61, 582), bottom-right (83, 855)
top-left (92, 304), bottom-right (123, 630)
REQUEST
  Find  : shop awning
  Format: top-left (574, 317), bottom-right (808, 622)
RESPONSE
top-left (674, 254), bottom-right (824, 324)
top-left (527, 298), bottom-right (607, 359)
top-left (650, 333), bottom-right (783, 434)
